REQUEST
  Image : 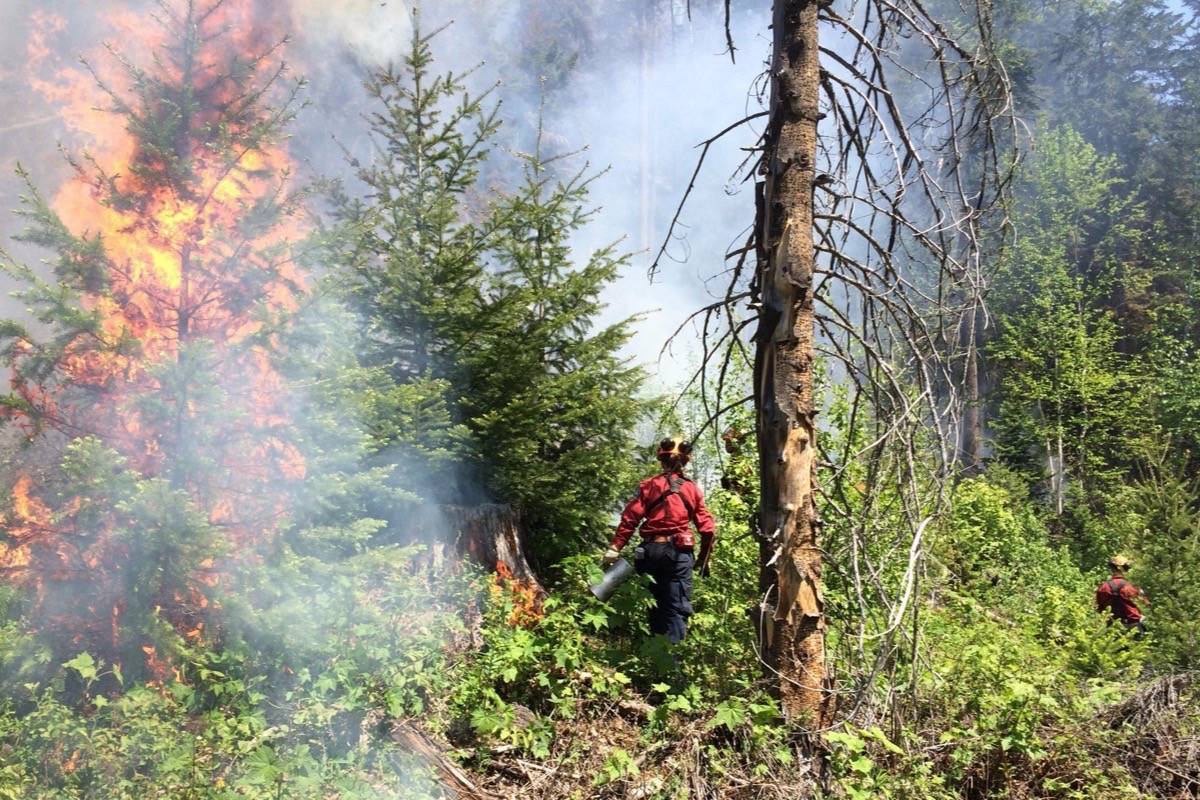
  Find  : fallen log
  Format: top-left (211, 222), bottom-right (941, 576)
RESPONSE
top-left (391, 722), bottom-right (495, 799)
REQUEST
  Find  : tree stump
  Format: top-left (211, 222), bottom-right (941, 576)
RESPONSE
top-left (400, 503), bottom-right (545, 599)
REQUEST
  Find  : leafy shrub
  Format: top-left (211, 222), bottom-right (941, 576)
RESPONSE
top-left (938, 476), bottom-right (1089, 610)
top-left (0, 547), bottom-right (470, 800)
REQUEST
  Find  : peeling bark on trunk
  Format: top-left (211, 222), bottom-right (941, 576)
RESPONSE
top-left (753, 0), bottom-right (828, 725)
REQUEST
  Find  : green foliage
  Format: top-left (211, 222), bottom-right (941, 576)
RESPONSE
top-left (329, 18), bottom-right (499, 386)
top-left (937, 476), bottom-right (1088, 607)
top-left (459, 139), bottom-right (647, 565)
top-left (323, 21), bottom-right (498, 502)
top-left (985, 0), bottom-right (1200, 500)
top-left (990, 127), bottom-right (1146, 508)
top-left (449, 563), bottom-right (646, 732)
top-left (594, 747), bottom-right (639, 785)
top-left (0, 563), bottom-right (452, 798)
top-left (6, 3), bottom-right (1200, 799)
top-left (827, 724), bottom-right (952, 800)
top-left (332, 28), bottom-right (646, 559)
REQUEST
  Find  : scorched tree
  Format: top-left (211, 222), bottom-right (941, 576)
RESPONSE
top-left (0, 0), bottom-right (320, 683)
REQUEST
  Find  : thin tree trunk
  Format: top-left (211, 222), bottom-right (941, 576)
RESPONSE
top-left (1055, 428), bottom-right (1066, 516)
top-left (754, 0), bottom-right (827, 725)
top-left (961, 302), bottom-right (984, 474)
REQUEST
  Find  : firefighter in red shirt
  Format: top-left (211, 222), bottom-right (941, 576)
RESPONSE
top-left (602, 438), bottom-right (716, 643)
top-left (1095, 554), bottom-right (1147, 636)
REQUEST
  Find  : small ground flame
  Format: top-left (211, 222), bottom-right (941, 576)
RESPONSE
top-left (493, 561), bottom-right (545, 627)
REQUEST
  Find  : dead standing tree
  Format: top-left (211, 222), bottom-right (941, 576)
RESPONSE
top-left (654, 0), bottom-right (1018, 724)
top-left (756, 0), bottom-right (826, 723)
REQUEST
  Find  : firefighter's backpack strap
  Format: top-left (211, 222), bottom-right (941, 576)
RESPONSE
top-left (1102, 579), bottom-right (1129, 617)
top-left (641, 475), bottom-right (694, 519)
top-left (668, 474), bottom-right (695, 516)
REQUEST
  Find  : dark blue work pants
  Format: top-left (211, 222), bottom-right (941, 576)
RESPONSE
top-left (634, 542), bottom-right (694, 643)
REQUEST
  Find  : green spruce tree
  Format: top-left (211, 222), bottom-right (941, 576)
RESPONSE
top-left (327, 20), bottom-right (504, 502)
top-left (464, 136), bottom-right (647, 566)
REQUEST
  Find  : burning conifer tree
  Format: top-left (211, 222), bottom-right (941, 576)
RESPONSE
top-left (0, 9), bottom-right (621, 787)
top-left (0, 0), bottom-right (318, 682)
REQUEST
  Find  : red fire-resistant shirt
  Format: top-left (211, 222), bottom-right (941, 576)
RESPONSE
top-left (1095, 574), bottom-right (1144, 623)
top-left (610, 471), bottom-right (716, 551)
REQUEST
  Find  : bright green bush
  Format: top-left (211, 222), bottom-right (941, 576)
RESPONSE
top-left (938, 476), bottom-right (1089, 608)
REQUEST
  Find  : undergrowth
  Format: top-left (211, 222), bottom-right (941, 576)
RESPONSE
top-left (2, 471), bottom-right (1198, 799)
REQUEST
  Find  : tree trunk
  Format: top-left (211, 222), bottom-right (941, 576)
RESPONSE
top-left (1054, 429), bottom-right (1066, 516)
top-left (753, 0), bottom-right (827, 725)
top-left (961, 301), bottom-right (984, 474)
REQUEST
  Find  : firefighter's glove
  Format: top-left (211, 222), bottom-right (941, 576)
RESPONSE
top-left (602, 548), bottom-right (621, 567)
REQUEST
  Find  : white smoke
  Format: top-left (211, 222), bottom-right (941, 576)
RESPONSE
top-left (540, 10), bottom-right (769, 391)
top-left (286, 0), bottom-right (413, 66)
top-left (288, 0), bottom-right (771, 392)
top-left (0, 0), bottom-right (771, 393)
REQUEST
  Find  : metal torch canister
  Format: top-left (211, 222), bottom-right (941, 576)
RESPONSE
top-left (589, 557), bottom-right (635, 601)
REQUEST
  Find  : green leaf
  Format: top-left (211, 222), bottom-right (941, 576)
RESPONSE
top-left (63, 652), bottom-right (97, 682)
top-left (706, 700), bottom-right (746, 732)
top-left (581, 609), bottom-right (608, 631)
top-left (850, 756), bottom-right (875, 775)
top-left (864, 725), bottom-right (904, 755)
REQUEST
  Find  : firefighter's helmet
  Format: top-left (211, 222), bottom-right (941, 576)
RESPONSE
top-left (1108, 553), bottom-right (1132, 570)
top-left (657, 437), bottom-right (693, 461)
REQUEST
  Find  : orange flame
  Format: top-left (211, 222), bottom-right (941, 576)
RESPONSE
top-left (11, 475), bottom-right (51, 528)
top-left (492, 562), bottom-right (545, 627)
top-left (18, 2), bottom-right (307, 509)
top-left (7, 1), bottom-right (312, 660)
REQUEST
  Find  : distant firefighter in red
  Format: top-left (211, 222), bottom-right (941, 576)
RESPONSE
top-left (1095, 554), bottom-right (1148, 636)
